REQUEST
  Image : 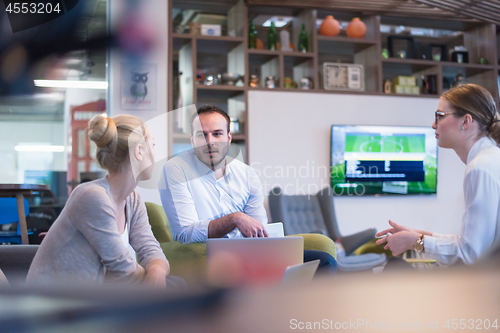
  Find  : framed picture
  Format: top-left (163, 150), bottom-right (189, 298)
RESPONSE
top-left (121, 63), bottom-right (158, 110)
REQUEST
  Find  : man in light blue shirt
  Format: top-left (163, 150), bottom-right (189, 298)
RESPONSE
top-left (159, 107), bottom-right (269, 243)
top-left (159, 105), bottom-right (336, 273)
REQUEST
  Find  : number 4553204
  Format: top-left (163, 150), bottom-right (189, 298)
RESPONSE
top-left (6, 2), bottom-right (61, 14)
top-left (444, 319), bottom-right (498, 330)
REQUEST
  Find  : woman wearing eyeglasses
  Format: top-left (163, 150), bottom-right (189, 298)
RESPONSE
top-left (376, 83), bottom-right (500, 265)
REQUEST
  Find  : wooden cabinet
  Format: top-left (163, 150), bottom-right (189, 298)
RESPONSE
top-left (168, 1), bottom-right (500, 160)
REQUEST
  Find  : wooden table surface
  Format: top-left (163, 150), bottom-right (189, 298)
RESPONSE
top-left (0, 184), bottom-right (50, 244)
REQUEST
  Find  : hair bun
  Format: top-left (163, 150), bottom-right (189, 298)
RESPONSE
top-left (88, 115), bottom-right (117, 148)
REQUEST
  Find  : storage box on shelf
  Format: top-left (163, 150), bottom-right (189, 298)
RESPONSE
top-left (382, 58), bottom-right (440, 96)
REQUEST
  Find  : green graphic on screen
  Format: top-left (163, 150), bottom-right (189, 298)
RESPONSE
top-left (331, 125), bottom-right (437, 195)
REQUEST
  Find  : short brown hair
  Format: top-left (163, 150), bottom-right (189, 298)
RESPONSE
top-left (442, 84), bottom-right (500, 145)
top-left (190, 105), bottom-right (230, 135)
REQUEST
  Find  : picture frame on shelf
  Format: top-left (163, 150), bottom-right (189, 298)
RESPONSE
top-left (387, 35), bottom-right (415, 59)
top-left (427, 43), bottom-right (448, 62)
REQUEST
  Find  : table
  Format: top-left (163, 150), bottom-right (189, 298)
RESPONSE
top-left (0, 184), bottom-right (50, 245)
top-left (0, 263), bottom-right (499, 332)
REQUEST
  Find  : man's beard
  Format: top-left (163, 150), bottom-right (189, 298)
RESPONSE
top-left (195, 143), bottom-right (229, 169)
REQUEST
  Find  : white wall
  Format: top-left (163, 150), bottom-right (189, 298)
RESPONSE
top-left (0, 121), bottom-right (65, 183)
top-left (109, 0), bottom-right (169, 204)
top-left (248, 91), bottom-right (466, 236)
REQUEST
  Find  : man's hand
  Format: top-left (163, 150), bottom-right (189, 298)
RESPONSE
top-left (234, 212), bottom-right (269, 238)
top-left (208, 212), bottom-right (268, 238)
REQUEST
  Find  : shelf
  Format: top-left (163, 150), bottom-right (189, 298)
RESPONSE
top-left (247, 49), bottom-right (314, 57)
top-left (170, 2), bottom-right (500, 162)
top-left (248, 87), bottom-right (377, 95)
top-left (196, 85), bottom-right (245, 99)
top-left (440, 62), bottom-right (496, 76)
top-left (283, 53), bottom-right (315, 69)
top-left (317, 35), bottom-right (378, 44)
top-left (172, 34), bottom-right (244, 43)
top-left (197, 38), bottom-right (244, 54)
top-left (196, 85), bottom-right (245, 91)
top-left (382, 93), bottom-right (439, 98)
top-left (172, 33), bottom-right (193, 39)
top-left (248, 52), bottom-right (279, 65)
top-left (172, 133), bottom-right (246, 141)
top-left (382, 58), bottom-right (440, 75)
top-left (246, 87), bottom-right (444, 98)
top-left (317, 35), bottom-right (378, 55)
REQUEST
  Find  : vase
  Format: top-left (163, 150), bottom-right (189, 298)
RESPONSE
top-left (319, 15), bottom-right (340, 37)
top-left (346, 17), bottom-right (366, 39)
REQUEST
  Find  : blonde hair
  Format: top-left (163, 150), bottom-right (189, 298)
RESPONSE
top-left (442, 84), bottom-right (500, 145)
top-left (88, 114), bottom-right (148, 172)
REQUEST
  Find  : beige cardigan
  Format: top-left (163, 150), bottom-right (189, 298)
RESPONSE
top-left (26, 177), bottom-right (168, 286)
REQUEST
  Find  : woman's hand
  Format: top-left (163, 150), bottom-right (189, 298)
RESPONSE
top-left (375, 220), bottom-right (415, 237)
top-left (144, 259), bottom-right (169, 288)
top-left (376, 231), bottom-right (420, 256)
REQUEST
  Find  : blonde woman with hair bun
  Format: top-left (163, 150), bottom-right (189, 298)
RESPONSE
top-left (376, 84), bottom-right (500, 266)
top-left (27, 114), bottom-right (173, 288)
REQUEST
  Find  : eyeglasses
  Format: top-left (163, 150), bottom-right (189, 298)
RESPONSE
top-left (435, 111), bottom-right (455, 124)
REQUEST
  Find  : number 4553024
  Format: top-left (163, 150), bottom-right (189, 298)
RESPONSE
top-left (444, 319), bottom-right (498, 330)
top-left (5, 2), bottom-right (61, 14)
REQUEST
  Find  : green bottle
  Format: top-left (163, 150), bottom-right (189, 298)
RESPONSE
top-left (267, 22), bottom-right (277, 51)
top-left (298, 24), bottom-right (308, 53)
top-left (248, 20), bottom-right (257, 49)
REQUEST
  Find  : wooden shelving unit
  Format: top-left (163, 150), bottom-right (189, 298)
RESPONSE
top-left (168, 0), bottom-right (500, 160)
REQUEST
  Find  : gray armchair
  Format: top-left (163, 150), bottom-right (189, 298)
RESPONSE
top-left (0, 245), bottom-right (39, 285)
top-left (268, 187), bottom-right (386, 271)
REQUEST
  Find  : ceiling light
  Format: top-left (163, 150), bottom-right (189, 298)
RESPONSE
top-left (15, 145), bottom-right (65, 152)
top-left (262, 16), bottom-right (293, 28)
top-left (34, 80), bottom-right (108, 89)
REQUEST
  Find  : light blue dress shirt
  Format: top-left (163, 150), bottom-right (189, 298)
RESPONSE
top-left (159, 150), bottom-right (267, 244)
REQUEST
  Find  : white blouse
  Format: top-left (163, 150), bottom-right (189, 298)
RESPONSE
top-left (121, 222), bottom-right (137, 260)
top-left (425, 137), bottom-right (500, 265)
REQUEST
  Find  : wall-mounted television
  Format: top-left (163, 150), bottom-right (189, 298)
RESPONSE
top-left (331, 125), bottom-right (437, 195)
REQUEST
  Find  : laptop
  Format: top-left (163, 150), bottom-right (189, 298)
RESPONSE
top-left (281, 260), bottom-right (320, 286)
top-left (206, 236), bottom-right (303, 287)
top-left (264, 222), bottom-right (284, 237)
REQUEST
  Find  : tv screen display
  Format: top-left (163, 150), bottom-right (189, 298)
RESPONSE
top-left (331, 125), bottom-right (437, 195)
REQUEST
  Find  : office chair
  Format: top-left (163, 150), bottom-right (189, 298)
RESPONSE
top-left (268, 186), bottom-right (386, 271)
top-left (0, 197), bottom-right (31, 244)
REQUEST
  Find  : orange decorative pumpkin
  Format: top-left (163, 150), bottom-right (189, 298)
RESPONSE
top-left (346, 17), bottom-right (367, 39)
top-left (319, 15), bottom-right (340, 37)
